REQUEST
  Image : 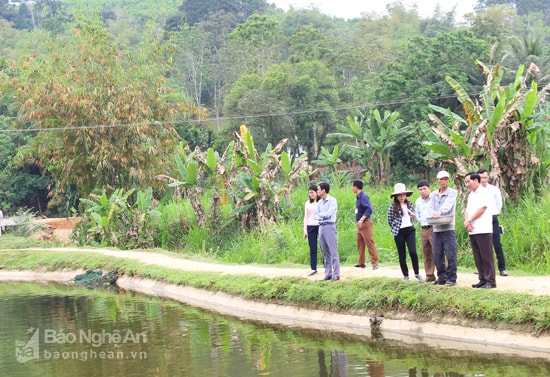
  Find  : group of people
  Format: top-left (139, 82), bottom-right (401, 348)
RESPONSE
top-left (303, 181), bottom-right (379, 282)
top-left (303, 169), bottom-right (507, 288)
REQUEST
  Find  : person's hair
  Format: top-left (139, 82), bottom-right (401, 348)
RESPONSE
top-left (308, 184), bottom-right (318, 203)
top-left (319, 182), bottom-right (330, 194)
top-left (465, 172), bottom-right (481, 182)
top-left (417, 179), bottom-right (429, 188)
top-left (352, 180), bottom-right (363, 190)
top-left (477, 168), bottom-right (488, 175)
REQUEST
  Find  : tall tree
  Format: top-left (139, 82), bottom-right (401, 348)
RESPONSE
top-left (224, 60), bottom-right (340, 160)
top-left (179, 0), bottom-right (268, 26)
top-left (1, 22), bottom-right (201, 202)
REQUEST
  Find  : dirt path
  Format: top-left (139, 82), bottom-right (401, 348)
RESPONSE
top-left (28, 247), bottom-right (550, 296)
top-left (24, 217), bottom-right (550, 296)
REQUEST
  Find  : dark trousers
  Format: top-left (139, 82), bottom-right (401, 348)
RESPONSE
top-left (433, 230), bottom-right (458, 283)
top-left (492, 215), bottom-right (506, 271)
top-left (470, 232), bottom-right (496, 286)
top-left (307, 225), bottom-right (319, 271)
top-left (394, 226), bottom-right (419, 277)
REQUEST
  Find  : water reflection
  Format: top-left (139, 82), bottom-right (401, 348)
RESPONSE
top-left (0, 281), bottom-right (549, 377)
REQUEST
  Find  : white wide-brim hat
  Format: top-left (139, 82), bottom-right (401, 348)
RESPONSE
top-left (390, 183), bottom-right (413, 198)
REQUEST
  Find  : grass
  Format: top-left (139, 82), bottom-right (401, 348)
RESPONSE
top-left (0, 249), bottom-right (549, 336)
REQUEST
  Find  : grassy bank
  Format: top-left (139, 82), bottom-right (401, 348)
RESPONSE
top-left (1, 249), bottom-right (549, 336)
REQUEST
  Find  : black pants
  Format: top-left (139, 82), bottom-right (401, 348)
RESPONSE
top-left (492, 215), bottom-right (506, 271)
top-left (394, 226), bottom-right (419, 277)
top-left (307, 225), bottom-right (319, 271)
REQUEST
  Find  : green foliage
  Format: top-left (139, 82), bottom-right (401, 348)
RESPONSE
top-left (1, 22), bottom-right (200, 202)
top-left (330, 109), bottom-right (411, 185)
top-left (74, 187), bottom-right (160, 249)
top-left (423, 62), bottom-right (550, 198)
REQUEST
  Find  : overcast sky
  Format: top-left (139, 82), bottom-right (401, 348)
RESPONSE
top-left (271, 0), bottom-right (478, 21)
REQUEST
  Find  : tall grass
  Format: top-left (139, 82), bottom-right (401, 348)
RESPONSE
top-left (151, 182), bottom-right (550, 274)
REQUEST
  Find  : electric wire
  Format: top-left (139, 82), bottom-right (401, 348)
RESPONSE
top-left (0, 92), bottom-right (471, 134)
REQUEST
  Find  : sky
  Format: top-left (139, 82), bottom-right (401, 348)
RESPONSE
top-left (271, 0), bottom-right (478, 21)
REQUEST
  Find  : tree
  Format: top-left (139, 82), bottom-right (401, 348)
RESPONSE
top-left (422, 62), bottom-right (550, 198)
top-left (330, 109), bottom-right (410, 185)
top-left (224, 61), bottom-right (340, 160)
top-left (179, 0), bottom-right (268, 26)
top-left (170, 24), bottom-right (214, 112)
top-left (1, 22), bottom-right (201, 203)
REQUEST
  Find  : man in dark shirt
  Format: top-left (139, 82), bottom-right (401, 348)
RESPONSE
top-left (352, 180), bottom-right (379, 270)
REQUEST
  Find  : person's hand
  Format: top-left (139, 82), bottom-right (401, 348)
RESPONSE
top-left (304, 232), bottom-right (308, 239)
top-left (432, 212), bottom-right (441, 219)
top-left (464, 220), bottom-right (473, 231)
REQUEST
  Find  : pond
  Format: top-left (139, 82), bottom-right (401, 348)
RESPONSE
top-left (1, 281), bottom-right (549, 377)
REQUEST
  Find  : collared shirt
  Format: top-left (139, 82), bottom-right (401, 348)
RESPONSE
top-left (429, 186), bottom-right (457, 231)
top-left (466, 186), bottom-right (494, 234)
top-left (485, 183), bottom-right (503, 215)
top-left (355, 190), bottom-right (373, 221)
top-left (314, 195), bottom-right (337, 223)
top-left (304, 200), bottom-right (320, 232)
top-left (415, 196), bottom-right (431, 226)
top-left (387, 201), bottom-right (415, 236)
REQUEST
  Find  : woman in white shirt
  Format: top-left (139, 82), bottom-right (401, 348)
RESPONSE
top-left (304, 185), bottom-right (320, 276)
top-left (387, 183), bottom-right (423, 282)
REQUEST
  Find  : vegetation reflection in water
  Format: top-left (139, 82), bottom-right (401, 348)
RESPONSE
top-left (0, 282), bottom-right (549, 377)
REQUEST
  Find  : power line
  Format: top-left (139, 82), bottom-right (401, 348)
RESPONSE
top-left (0, 93), bottom-right (468, 133)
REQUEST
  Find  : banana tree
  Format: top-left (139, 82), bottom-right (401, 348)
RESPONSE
top-left (159, 125), bottom-right (310, 232)
top-left (422, 61), bottom-right (549, 198)
top-left (229, 125), bottom-right (309, 230)
top-left (330, 109), bottom-right (409, 185)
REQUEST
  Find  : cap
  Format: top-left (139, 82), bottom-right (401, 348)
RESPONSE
top-left (436, 171), bottom-right (450, 179)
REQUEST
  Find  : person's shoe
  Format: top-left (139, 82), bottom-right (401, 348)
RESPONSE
top-left (480, 283), bottom-right (496, 289)
top-left (425, 276), bottom-right (436, 283)
top-left (444, 282), bottom-right (456, 287)
top-left (308, 270), bottom-right (318, 276)
top-left (403, 276), bottom-right (409, 281)
top-left (433, 279), bottom-right (445, 285)
top-left (331, 277), bottom-right (340, 282)
top-left (415, 274), bottom-right (424, 281)
top-left (372, 265), bottom-right (379, 270)
top-left (471, 281), bottom-right (485, 288)
top-left (500, 270), bottom-right (508, 276)
top-left (320, 275), bottom-right (332, 281)
top-left (354, 263), bottom-right (366, 268)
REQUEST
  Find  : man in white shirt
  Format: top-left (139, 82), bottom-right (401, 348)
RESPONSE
top-left (477, 169), bottom-right (507, 276)
top-left (464, 172), bottom-right (496, 289)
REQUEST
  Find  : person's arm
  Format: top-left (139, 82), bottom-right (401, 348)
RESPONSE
top-left (494, 186), bottom-right (503, 214)
top-left (321, 197), bottom-right (337, 219)
top-left (362, 195), bottom-right (373, 218)
top-left (464, 206), bottom-right (487, 231)
top-left (387, 204), bottom-right (394, 227)
top-left (408, 201), bottom-right (416, 220)
top-left (304, 202), bottom-right (308, 236)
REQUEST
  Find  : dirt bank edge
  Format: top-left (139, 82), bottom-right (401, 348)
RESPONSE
top-left (2, 270), bottom-right (549, 360)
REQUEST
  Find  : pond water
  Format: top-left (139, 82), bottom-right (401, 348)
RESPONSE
top-left (1, 281), bottom-right (549, 377)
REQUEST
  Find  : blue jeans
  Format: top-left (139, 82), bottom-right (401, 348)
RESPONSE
top-left (432, 230), bottom-right (458, 283)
